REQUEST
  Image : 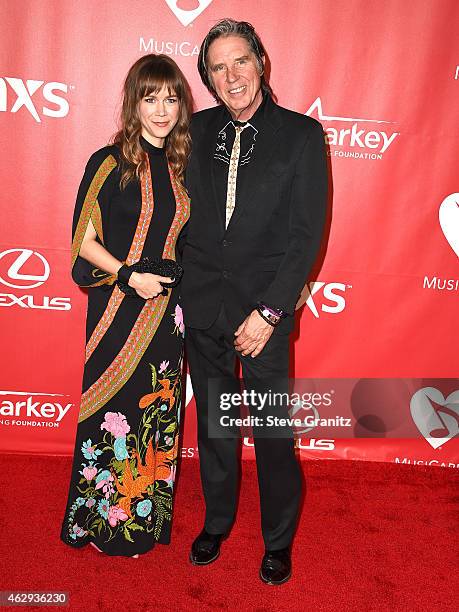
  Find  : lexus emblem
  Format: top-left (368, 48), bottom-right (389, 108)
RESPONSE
top-left (0, 248), bottom-right (50, 288)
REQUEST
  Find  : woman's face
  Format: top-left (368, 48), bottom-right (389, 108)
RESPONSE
top-left (138, 85), bottom-right (180, 147)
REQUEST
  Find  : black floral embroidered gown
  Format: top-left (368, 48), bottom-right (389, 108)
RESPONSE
top-left (60, 138), bottom-right (189, 556)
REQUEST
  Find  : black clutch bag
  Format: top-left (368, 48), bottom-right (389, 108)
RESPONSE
top-left (117, 257), bottom-right (183, 297)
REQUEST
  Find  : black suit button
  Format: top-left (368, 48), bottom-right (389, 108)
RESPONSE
top-left (222, 240), bottom-right (232, 247)
top-left (222, 270), bottom-right (231, 279)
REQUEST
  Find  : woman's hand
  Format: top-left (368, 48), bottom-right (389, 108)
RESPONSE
top-left (128, 272), bottom-right (173, 299)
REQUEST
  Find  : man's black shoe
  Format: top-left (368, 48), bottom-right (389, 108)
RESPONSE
top-left (259, 547), bottom-right (292, 585)
top-left (189, 529), bottom-right (225, 565)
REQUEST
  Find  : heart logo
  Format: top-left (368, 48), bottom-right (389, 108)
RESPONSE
top-left (164, 0), bottom-right (213, 27)
top-left (410, 387), bottom-right (459, 449)
top-left (439, 193), bottom-right (459, 258)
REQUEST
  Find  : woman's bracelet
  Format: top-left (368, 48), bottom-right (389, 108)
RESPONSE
top-left (117, 263), bottom-right (134, 285)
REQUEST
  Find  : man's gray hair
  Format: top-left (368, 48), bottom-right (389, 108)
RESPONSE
top-left (197, 18), bottom-right (272, 101)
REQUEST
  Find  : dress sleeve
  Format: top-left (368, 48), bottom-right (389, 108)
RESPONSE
top-left (71, 150), bottom-right (118, 287)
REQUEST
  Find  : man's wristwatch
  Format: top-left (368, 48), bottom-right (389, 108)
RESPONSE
top-left (256, 303), bottom-right (283, 327)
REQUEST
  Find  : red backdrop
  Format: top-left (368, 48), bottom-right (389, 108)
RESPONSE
top-left (1, 0), bottom-right (458, 467)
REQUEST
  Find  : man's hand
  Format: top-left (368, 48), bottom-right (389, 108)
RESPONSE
top-left (234, 309), bottom-right (275, 357)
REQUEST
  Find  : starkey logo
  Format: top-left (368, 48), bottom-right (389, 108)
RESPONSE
top-left (305, 97), bottom-right (399, 160)
top-left (0, 390), bottom-right (73, 428)
top-left (0, 77), bottom-right (70, 122)
top-left (164, 0), bottom-right (213, 26)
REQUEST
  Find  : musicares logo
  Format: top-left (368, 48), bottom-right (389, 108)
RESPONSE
top-left (439, 193), bottom-right (459, 258)
top-left (410, 387), bottom-right (459, 449)
top-left (164, 0), bottom-right (213, 26)
top-left (422, 194), bottom-right (459, 294)
top-left (0, 248), bottom-right (71, 311)
top-left (0, 77), bottom-right (69, 123)
top-left (305, 97), bottom-right (399, 159)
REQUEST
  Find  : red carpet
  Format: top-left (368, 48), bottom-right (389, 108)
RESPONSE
top-left (0, 455), bottom-right (457, 611)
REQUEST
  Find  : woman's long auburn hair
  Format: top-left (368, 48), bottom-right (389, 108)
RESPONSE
top-left (113, 54), bottom-right (193, 188)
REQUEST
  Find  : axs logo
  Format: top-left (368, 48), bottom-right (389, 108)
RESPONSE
top-left (296, 281), bottom-right (351, 317)
top-left (0, 77), bottom-right (69, 123)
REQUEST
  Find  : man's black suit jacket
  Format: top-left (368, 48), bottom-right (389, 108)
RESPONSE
top-left (180, 95), bottom-right (328, 334)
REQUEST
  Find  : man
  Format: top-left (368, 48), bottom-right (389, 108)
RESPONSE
top-left (181, 19), bottom-right (328, 585)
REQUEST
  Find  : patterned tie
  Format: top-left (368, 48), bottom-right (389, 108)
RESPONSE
top-left (225, 124), bottom-right (246, 229)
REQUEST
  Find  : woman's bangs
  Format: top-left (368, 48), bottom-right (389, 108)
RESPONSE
top-left (138, 63), bottom-right (181, 100)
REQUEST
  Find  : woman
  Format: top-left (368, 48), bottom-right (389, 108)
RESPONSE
top-left (60, 54), bottom-right (192, 557)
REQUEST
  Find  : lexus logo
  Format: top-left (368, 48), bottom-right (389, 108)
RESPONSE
top-left (164, 0), bottom-right (213, 26)
top-left (0, 248), bottom-right (50, 289)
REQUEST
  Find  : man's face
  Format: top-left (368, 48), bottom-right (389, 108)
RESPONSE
top-left (207, 35), bottom-right (264, 121)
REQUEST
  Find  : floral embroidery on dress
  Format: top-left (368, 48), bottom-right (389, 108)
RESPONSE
top-left (172, 304), bottom-right (184, 336)
top-left (64, 360), bottom-right (181, 545)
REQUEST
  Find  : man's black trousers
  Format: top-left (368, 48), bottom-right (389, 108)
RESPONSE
top-left (186, 305), bottom-right (302, 550)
